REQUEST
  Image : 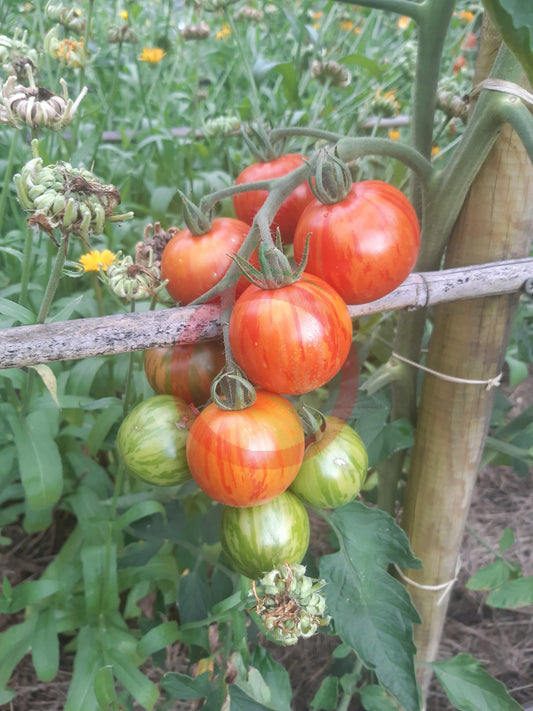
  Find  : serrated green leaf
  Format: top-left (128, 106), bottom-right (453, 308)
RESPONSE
top-left (250, 647), bottom-right (293, 711)
top-left (482, 0), bottom-right (533, 86)
top-left (32, 607), bottom-right (59, 682)
top-left (360, 684), bottom-right (402, 711)
top-left (430, 653), bottom-right (523, 710)
top-left (466, 560), bottom-right (511, 591)
top-left (499, 528), bottom-right (515, 552)
top-left (310, 675), bottom-right (339, 711)
top-left (319, 502), bottom-right (421, 711)
top-left (486, 576), bottom-right (533, 609)
top-left (161, 671), bottom-right (214, 700)
top-left (8, 411), bottom-right (63, 510)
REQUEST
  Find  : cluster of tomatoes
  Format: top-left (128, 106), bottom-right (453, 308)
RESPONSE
top-left (117, 150), bottom-right (420, 580)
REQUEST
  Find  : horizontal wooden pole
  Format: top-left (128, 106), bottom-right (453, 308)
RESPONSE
top-left (0, 258), bottom-right (531, 369)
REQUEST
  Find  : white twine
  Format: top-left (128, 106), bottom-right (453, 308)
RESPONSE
top-left (471, 78), bottom-right (533, 107)
top-left (391, 352), bottom-right (502, 391)
top-left (395, 556), bottom-right (462, 607)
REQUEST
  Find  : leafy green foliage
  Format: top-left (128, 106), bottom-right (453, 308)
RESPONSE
top-left (482, 1), bottom-right (533, 85)
top-left (429, 654), bottom-right (524, 711)
top-left (319, 502), bottom-right (422, 711)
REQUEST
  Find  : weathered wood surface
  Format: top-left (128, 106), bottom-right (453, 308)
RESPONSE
top-left (0, 258), bottom-right (531, 369)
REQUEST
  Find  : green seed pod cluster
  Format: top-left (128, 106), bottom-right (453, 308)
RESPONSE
top-left (45, 1), bottom-right (86, 34)
top-left (14, 149), bottom-right (132, 241)
top-left (0, 30), bottom-right (39, 81)
top-left (202, 115), bottom-right (240, 139)
top-left (105, 255), bottom-right (163, 302)
top-left (251, 564), bottom-right (330, 646)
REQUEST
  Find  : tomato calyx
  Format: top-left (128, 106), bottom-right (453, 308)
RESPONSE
top-left (308, 147), bottom-right (353, 205)
top-left (231, 231), bottom-right (310, 290)
top-left (298, 404), bottom-right (328, 447)
top-left (178, 190), bottom-right (214, 236)
top-left (241, 122), bottom-right (286, 163)
top-left (210, 364), bottom-right (256, 411)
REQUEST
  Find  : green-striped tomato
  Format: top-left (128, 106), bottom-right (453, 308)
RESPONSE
top-left (117, 395), bottom-right (196, 486)
top-left (220, 490), bottom-right (310, 579)
top-left (290, 416), bottom-right (368, 508)
top-left (186, 390), bottom-right (305, 507)
top-left (144, 338), bottom-right (226, 408)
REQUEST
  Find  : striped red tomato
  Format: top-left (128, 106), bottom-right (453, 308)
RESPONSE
top-left (293, 180), bottom-right (420, 305)
top-left (144, 338), bottom-right (226, 408)
top-left (228, 273), bottom-right (353, 396)
top-left (220, 490), bottom-right (310, 579)
top-left (186, 390), bottom-right (305, 507)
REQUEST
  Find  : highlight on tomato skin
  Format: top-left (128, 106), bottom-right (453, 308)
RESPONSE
top-left (185, 389), bottom-right (305, 507)
top-left (219, 490), bottom-right (311, 580)
top-left (228, 272), bottom-right (353, 396)
top-left (293, 180), bottom-right (421, 305)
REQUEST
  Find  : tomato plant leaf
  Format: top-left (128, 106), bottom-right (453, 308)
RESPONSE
top-left (161, 671), bottom-right (214, 700)
top-left (359, 684), bottom-right (402, 711)
top-left (319, 502), bottom-right (421, 711)
top-left (429, 653), bottom-right (523, 710)
top-left (466, 559), bottom-right (511, 591)
top-left (486, 576), bottom-right (533, 609)
top-left (310, 675), bottom-right (339, 711)
top-left (499, 527), bottom-right (515, 552)
top-left (482, 0), bottom-right (533, 85)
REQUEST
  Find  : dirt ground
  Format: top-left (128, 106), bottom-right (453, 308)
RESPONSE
top-left (2, 376), bottom-right (532, 711)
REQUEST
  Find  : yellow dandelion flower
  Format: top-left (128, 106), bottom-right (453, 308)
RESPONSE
top-left (458, 10), bottom-right (475, 22)
top-left (215, 23), bottom-right (232, 41)
top-left (431, 145), bottom-right (440, 157)
top-left (397, 15), bottom-right (410, 29)
top-left (119, 10), bottom-right (128, 20)
top-left (388, 128), bottom-right (400, 141)
top-left (138, 47), bottom-right (166, 63)
top-left (79, 249), bottom-right (116, 272)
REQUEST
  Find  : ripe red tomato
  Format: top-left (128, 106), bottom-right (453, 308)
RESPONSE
top-left (160, 217), bottom-right (250, 304)
top-left (220, 490), bottom-right (310, 579)
top-left (144, 338), bottom-right (226, 408)
top-left (293, 180), bottom-right (420, 305)
top-left (228, 273), bottom-right (353, 396)
top-left (232, 153), bottom-right (315, 243)
top-left (117, 395), bottom-right (196, 486)
top-left (290, 416), bottom-right (368, 508)
top-left (186, 390), bottom-right (305, 507)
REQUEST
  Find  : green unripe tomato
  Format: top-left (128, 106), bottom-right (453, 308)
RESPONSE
top-left (117, 394), bottom-right (196, 486)
top-left (220, 491), bottom-right (310, 579)
top-left (290, 416), bottom-right (368, 508)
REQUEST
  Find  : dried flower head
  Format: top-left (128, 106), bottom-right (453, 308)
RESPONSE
top-left (135, 222), bottom-right (174, 270)
top-left (181, 21), bottom-right (211, 41)
top-left (14, 141), bottom-right (133, 243)
top-left (0, 29), bottom-right (39, 82)
top-left (107, 24), bottom-right (138, 44)
top-left (45, 1), bottom-right (86, 34)
top-left (250, 564), bottom-right (330, 646)
top-left (234, 5), bottom-right (264, 22)
top-left (0, 70), bottom-right (87, 130)
top-left (44, 27), bottom-right (87, 68)
top-left (310, 60), bottom-right (351, 88)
